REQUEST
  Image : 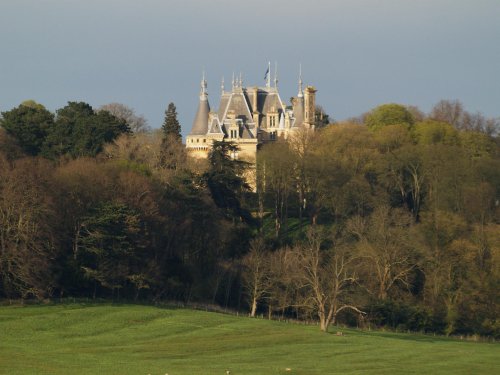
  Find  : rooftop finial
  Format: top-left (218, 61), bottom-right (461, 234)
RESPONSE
top-left (200, 69), bottom-right (208, 100)
top-left (274, 61), bottom-right (278, 88)
top-left (298, 63), bottom-right (303, 98)
top-left (221, 76), bottom-right (225, 95)
top-left (239, 72), bottom-right (243, 87)
top-left (232, 72), bottom-right (235, 90)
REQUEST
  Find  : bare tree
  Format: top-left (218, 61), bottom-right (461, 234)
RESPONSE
top-left (241, 237), bottom-right (271, 317)
top-left (430, 100), bottom-right (499, 135)
top-left (347, 206), bottom-right (419, 300)
top-left (99, 103), bottom-right (150, 133)
top-left (295, 230), bottom-right (364, 332)
top-left (0, 157), bottom-right (54, 299)
top-left (430, 100), bottom-right (465, 129)
top-left (267, 246), bottom-right (300, 319)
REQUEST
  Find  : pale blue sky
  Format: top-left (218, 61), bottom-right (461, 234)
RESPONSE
top-left (1, 0), bottom-right (499, 136)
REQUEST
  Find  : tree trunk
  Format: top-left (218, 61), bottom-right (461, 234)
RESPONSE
top-left (250, 296), bottom-right (257, 317)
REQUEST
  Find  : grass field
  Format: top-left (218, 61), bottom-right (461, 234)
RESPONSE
top-left (0, 304), bottom-right (498, 375)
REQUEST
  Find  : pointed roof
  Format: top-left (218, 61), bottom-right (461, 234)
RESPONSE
top-left (208, 116), bottom-right (224, 135)
top-left (293, 65), bottom-right (305, 127)
top-left (220, 90), bottom-right (253, 125)
top-left (190, 74), bottom-right (210, 135)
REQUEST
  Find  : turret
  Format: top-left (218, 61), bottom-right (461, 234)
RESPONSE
top-left (304, 86), bottom-right (317, 129)
top-left (189, 73), bottom-right (210, 135)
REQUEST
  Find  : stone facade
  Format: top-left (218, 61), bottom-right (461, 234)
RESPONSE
top-left (186, 67), bottom-right (316, 163)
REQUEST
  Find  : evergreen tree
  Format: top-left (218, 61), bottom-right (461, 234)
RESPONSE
top-left (161, 102), bottom-right (181, 142)
top-left (0, 102), bottom-right (54, 156)
top-left (160, 102), bottom-right (184, 170)
top-left (205, 141), bottom-right (251, 223)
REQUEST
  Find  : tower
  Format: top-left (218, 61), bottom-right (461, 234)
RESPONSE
top-left (304, 86), bottom-right (317, 129)
top-left (186, 73), bottom-right (211, 156)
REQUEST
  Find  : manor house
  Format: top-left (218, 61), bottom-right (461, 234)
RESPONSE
top-left (186, 66), bottom-right (317, 161)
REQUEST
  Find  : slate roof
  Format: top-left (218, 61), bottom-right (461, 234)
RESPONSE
top-left (293, 96), bottom-right (304, 127)
top-left (190, 97), bottom-right (210, 135)
top-left (220, 91), bottom-right (253, 125)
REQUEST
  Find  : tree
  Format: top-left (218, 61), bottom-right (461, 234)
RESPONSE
top-left (365, 104), bottom-right (415, 131)
top-left (430, 99), bottom-right (499, 135)
top-left (205, 141), bottom-right (251, 222)
top-left (347, 206), bottom-right (420, 300)
top-left (0, 101), bottom-right (54, 156)
top-left (378, 144), bottom-right (425, 218)
top-left (287, 127), bottom-right (316, 225)
top-left (77, 202), bottom-right (145, 298)
top-left (430, 100), bottom-right (464, 128)
top-left (413, 120), bottom-right (459, 146)
top-left (0, 157), bottom-right (55, 299)
top-left (241, 237), bottom-right (271, 317)
top-left (44, 102), bottom-right (129, 158)
top-left (258, 141), bottom-right (295, 238)
top-left (267, 246), bottom-right (300, 319)
top-left (308, 124), bottom-right (378, 223)
top-left (160, 103), bottom-right (184, 170)
top-left (314, 105), bottom-right (331, 128)
top-left (373, 124), bottom-right (412, 153)
top-left (295, 230), bottom-right (363, 332)
top-left (161, 102), bottom-right (181, 142)
top-left (99, 103), bottom-right (150, 133)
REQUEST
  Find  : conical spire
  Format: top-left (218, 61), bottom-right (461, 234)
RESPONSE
top-left (200, 70), bottom-right (208, 100)
top-left (294, 64), bottom-right (305, 127)
top-left (190, 72), bottom-right (210, 135)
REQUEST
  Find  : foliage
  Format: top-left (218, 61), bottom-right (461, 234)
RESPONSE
top-left (77, 202), bottom-right (145, 295)
top-left (205, 141), bottom-right (251, 222)
top-left (0, 102), bottom-right (54, 155)
top-left (365, 103), bottom-right (415, 131)
top-left (44, 102), bottom-right (130, 158)
top-left (0, 98), bottom-right (498, 337)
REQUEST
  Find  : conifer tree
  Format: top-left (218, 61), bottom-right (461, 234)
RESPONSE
top-left (160, 102), bottom-right (184, 170)
top-left (161, 102), bottom-right (181, 143)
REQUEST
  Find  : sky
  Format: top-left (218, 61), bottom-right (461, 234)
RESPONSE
top-left (1, 0), bottom-right (499, 137)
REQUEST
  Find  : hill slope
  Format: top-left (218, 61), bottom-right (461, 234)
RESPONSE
top-left (0, 304), bottom-right (498, 375)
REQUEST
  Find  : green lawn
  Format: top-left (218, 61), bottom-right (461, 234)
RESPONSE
top-left (0, 304), bottom-right (498, 375)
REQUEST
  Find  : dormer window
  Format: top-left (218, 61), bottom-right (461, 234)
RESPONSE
top-left (268, 114), bottom-right (278, 128)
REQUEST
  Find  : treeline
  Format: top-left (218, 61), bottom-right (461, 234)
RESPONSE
top-left (0, 100), bottom-right (499, 338)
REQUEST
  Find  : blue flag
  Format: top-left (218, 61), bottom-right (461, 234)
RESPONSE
top-left (264, 66), bottom-right (269, 81)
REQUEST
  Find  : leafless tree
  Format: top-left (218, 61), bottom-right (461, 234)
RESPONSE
top-left (0, 156), bottom-right (54, 299)
top-left (295, 230), bottom-right (364, 332)
top-left (99, 103), bottom-right (150, 133)
top-left (241, 237), bottom-right (271, 317)
top-left (347, 205), bottom-right (419, 300)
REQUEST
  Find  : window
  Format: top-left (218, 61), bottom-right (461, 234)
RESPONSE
top-left (269, 116), bottom-right (276, 127)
